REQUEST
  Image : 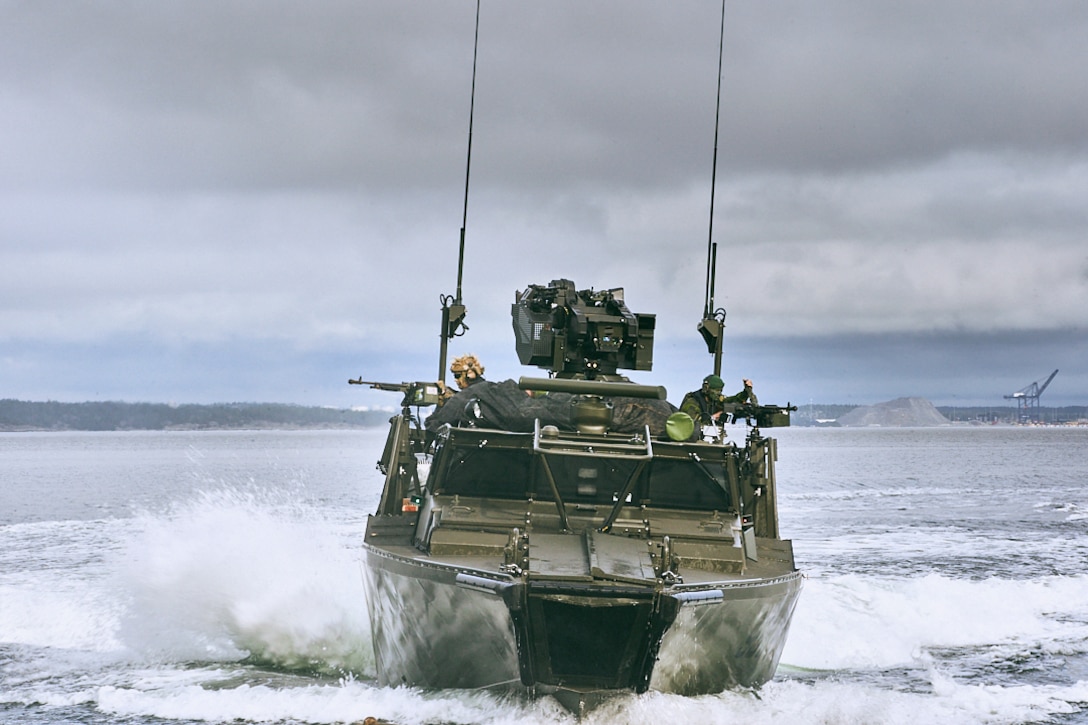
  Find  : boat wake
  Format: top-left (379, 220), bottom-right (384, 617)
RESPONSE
top-left (785, 572), bottom-right (1088, 671)
top-left (114, 487), bottom-right (374, 676)
top-left (5, 483), bottom-right (1088, 724)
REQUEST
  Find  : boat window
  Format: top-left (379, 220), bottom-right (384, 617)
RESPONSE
top-left (539, 456), bottom-right (639, 505)
top-left (436, 447), bottom-right (533, 499)
top-left (432, 444), bottom-right (731, 510)
top-left (643, 458), bottom-right (731, 510)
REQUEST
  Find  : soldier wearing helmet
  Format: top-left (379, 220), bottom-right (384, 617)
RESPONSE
top-left (435, 354), bottom-right (487, 406)
top-left (680, 375), bottom-right (758, 428)
top-left (428, 354), bottom-right (492, 432)
top-left (450, 354), bottom-right (486, 390)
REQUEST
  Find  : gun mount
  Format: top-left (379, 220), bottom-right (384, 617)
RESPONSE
top-left (512, 279), bottom-right (655, 379)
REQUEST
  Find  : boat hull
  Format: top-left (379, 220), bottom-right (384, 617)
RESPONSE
top-left (650, 573), bottom-right (802, 694)
top-left (362, 544), bottom-right (803, 699)
top-left (364, 548), bottom-right (522, 689)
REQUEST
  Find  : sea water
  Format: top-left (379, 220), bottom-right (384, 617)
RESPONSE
top-left (1, 426), bottom-right (1086, 724)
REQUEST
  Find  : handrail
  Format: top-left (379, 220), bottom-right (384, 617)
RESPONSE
top-left (532, 418), bottom-right (653, 460)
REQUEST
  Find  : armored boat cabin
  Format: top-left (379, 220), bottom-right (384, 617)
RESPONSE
top-left (369, 380), bottom-right (794, 586)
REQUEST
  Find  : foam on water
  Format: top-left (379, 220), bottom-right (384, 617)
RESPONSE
top-left (84, 677), bottom-right (1088, 725)
top-left (6, 505), bottom-right (1083, 725)
top-left (0, 519), bottom-right (125, 653)
top-left (115, 487), bottom-right (373, 675)
top-left (5, 428), bottom-right (1088, 724)
top-left (784, 573), bottom-right (1088, 671)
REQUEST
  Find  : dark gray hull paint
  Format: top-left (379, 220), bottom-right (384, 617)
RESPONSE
top-left (650, 573), bottom-right (803, 693)
top-left (362, 544), bottom-right (803, 696)
top-left (364, 547), bottom-right (522, 689)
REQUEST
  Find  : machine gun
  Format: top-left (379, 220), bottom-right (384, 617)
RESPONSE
top-left (348, 378), bottom-right (444, 412)
top-left (726, 402), bottom-right (798, 429)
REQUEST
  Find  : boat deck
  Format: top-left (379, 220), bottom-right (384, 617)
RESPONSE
top-left (364, 511), bottom-right (795, 589)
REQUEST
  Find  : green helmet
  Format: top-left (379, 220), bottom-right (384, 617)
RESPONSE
top-left (703, 374), bottom-right (724, 391)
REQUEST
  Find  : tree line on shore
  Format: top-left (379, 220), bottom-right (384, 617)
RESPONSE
top-left (0, 399), bottom-right (391, 431)
top-left (4, 398), bottom-right (1085, 431)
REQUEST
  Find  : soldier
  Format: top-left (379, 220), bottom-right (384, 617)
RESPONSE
top-left (680, 375), bottom-right (758, 426)
top-left (450, 354), bottom-right (486, 390)
top-left (437, 354), bottom-right (487, 405)
top-left (680, 374), bottom-right (727, 426)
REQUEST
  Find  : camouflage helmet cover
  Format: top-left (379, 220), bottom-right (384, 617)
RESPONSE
top-left (451, 354), bottom-right (485, 380)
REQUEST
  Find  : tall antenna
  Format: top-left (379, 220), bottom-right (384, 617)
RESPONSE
top-left (697, 0), bottom-right (727, 375)
top-left (438, 0), bottom-right (481, 383)
top-left (457, 0), bottom-right (481, 304)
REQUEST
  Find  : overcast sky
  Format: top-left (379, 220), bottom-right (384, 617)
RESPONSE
top-left (2, 1), bottom-right (1086, 410)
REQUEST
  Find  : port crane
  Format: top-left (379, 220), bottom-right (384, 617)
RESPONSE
top-left (1004, 369), bottom-right (1058, 422)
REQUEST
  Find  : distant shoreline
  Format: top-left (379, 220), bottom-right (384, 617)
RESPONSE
top-left (0, 399), bottom-right (390, 432)
top-left (0, 424), bottom-right (382, 433)
top-left (3, 398), bottom-right (1085, 431)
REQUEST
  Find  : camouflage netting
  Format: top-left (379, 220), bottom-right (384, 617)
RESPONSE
top-left (425, 379), bottom-right (677, 437)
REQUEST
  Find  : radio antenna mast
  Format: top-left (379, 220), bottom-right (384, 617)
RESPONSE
top-left (697, 0), bottom-right (727, 375)
top-left (438, 0), bottom-right (481, 384)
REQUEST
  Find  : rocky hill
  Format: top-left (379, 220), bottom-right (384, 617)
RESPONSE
top-left (837, 397), bottom-right (951, 427)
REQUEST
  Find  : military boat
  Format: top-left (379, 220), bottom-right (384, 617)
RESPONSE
top-left (353, 280), bottom-right (801, 712)
top-left (350, 3), bottom-right (801, 713)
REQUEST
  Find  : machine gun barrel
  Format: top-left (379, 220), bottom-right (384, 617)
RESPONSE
top-left (348, 378), bottom-right (410, 392)
top-left (348, 378), bottom-right (443, 408)
top-left (727, 402), bottom-right (798, 428)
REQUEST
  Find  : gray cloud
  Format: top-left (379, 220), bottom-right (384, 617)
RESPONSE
top-left (2, 1), bottom-right (1086, 406)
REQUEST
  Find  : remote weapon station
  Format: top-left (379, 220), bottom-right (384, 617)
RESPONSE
top-left (351, 2), bottom-right (801, 713)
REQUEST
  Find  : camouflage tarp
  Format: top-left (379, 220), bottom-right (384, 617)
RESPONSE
top-left (425, 379), bottom-right (676, 437)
